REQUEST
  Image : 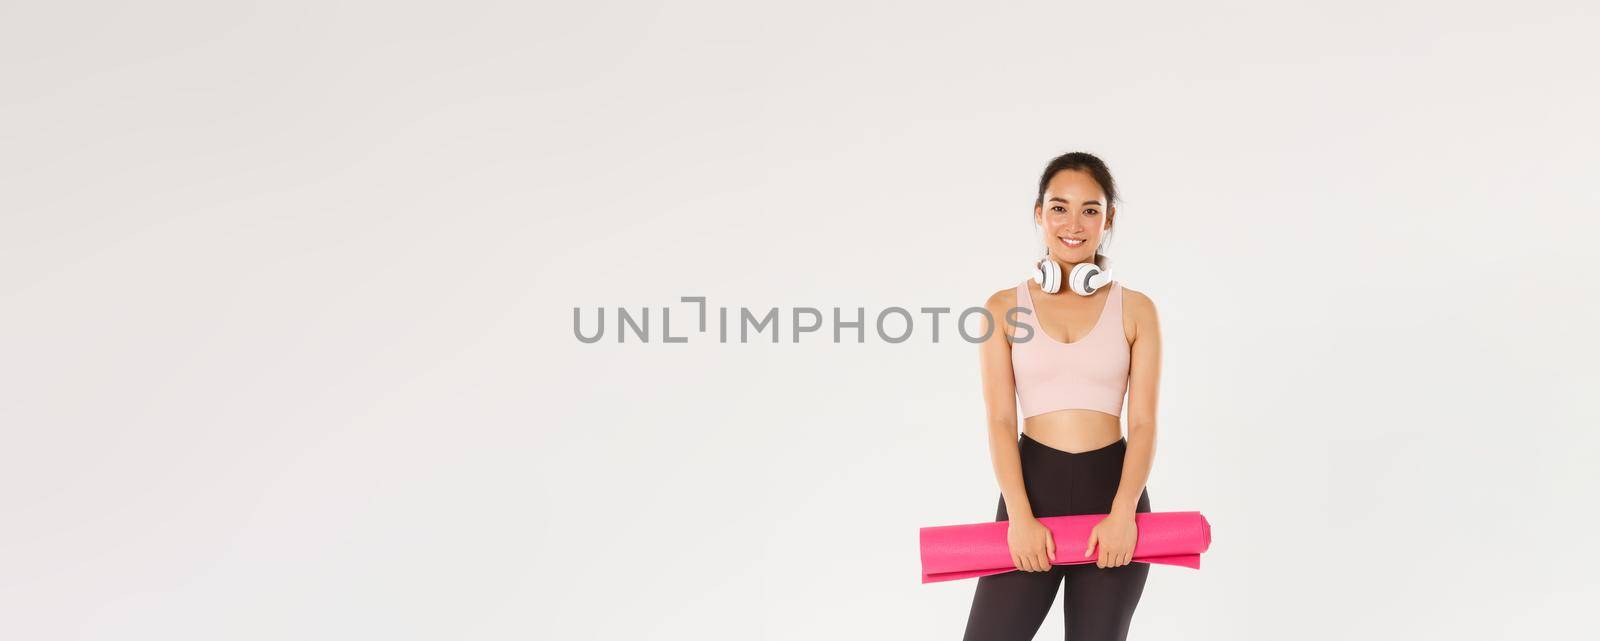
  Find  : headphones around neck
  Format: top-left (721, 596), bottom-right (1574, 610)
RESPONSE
top-left (1033, 255), bottom-right (1114, 296)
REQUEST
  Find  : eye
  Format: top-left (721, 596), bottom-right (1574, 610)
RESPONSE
top-left (1085, 209), bottom-right (1099, 216)
top-left (1051, 206), bottom-right (1065, 212)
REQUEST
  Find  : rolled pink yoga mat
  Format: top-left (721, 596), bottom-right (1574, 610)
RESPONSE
top-left (920, 510), bottom-right (1211, 584)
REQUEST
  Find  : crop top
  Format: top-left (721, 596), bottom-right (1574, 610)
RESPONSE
top-left (1010, 278), bottom-right (1131, 419)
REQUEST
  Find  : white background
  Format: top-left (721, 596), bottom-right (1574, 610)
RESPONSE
top-left (3, 1), bottom-right (1597, 639)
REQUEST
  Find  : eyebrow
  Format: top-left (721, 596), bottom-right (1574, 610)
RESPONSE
top-left (1048, 197), bottom-right (1103, 206)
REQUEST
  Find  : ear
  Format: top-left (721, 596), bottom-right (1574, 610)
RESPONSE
top-left (1033, 204), bottom-right (1043, 226)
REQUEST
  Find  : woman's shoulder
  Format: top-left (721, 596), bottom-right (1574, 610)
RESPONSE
top-left (984, 280), bottom-right (1024, 312)
top-left (1117, 282), bottom-right (1155, 307)
top-left (1117, 283), bottom-right (1161, 324)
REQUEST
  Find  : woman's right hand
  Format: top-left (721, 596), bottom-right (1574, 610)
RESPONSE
top-left (1006, 516), bottom-right (1057, 572)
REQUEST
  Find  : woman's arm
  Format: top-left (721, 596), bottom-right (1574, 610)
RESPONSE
top-left (1111, 288), bottom-right (1162, 518)
top-left (979, 290), bottom-right (1033, 520)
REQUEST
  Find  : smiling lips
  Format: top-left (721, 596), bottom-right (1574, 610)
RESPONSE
top-left (1059, 236), bottom-right (1086, 247)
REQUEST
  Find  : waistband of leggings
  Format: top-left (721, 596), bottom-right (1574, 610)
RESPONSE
top-left (1019, 432), bottom-right (1127, 459)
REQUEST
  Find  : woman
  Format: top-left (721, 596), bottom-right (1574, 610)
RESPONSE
top-left (963, 152), bottom-right (1162, 641)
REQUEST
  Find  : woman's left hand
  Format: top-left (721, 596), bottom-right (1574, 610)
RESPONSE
top-left (1084, 513), bottom-right (1138, 568)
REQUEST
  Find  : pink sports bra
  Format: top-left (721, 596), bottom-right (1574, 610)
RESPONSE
top-left (1010, 279), bottom-right (1131, 419)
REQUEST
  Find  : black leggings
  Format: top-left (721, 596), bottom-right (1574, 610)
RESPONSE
top-left (962, 433), bottom-right (1153, 641)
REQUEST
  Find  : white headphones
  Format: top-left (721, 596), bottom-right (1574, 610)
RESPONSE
top-left (1033, 254), bottom-right (1114, 296)
top-left (1032, 218), bottom-right (1115, 295)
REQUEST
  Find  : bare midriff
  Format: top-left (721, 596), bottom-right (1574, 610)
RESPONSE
top-left (1022, 409), bottom-right (1122, 453)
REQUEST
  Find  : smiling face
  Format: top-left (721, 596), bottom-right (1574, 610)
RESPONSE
top-left (1034, 169), bottom-right (1114, 265)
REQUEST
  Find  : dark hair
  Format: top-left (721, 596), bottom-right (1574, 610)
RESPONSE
top-left (1034, 151), bottom-right (1118, 268)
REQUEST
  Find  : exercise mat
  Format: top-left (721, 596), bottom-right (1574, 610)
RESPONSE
top-left (919, 510), bottom-right (1211, 583)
